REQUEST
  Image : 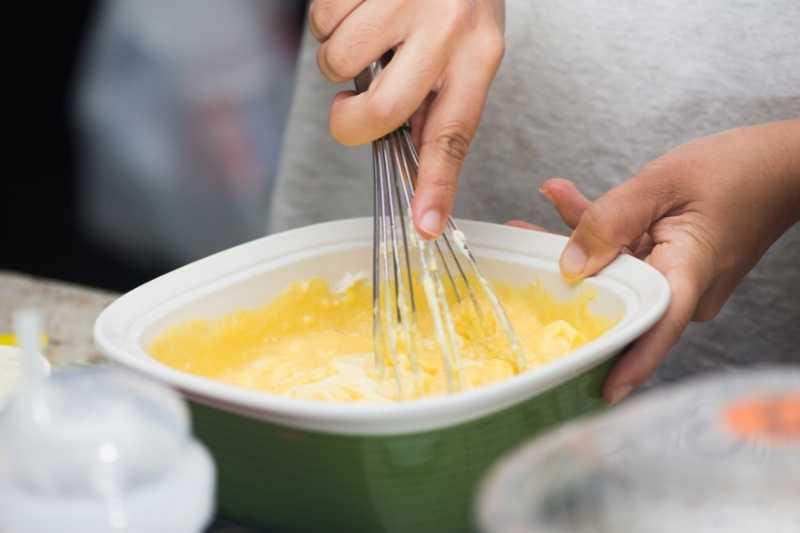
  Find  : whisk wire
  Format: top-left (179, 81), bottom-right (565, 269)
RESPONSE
top-left (363, 62), bottom-right (527, 397)
top-left (401, 126), bottom-right (526, 370)
top-left (400, 129), bottom-right (489, 336)
top-left (435, 241), bottom-right (462, 302)
top-left (389, 131), bottom-right (463, 392)
top-left (388, 135), bottom-right (423, 386)
top-left (376, 139), bottom-right (404, 397)
top-left (371, 143), bottom-right (386, 379)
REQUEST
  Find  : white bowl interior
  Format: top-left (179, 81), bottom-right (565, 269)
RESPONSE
top-left (139, 247), bottom-right (629, 348)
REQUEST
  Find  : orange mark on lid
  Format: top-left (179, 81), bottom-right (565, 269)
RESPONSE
top-left (725, 392), bottom-right (800, 442)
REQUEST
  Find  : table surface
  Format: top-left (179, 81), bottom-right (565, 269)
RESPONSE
top-left (0, 271), bottom-right (116, 367)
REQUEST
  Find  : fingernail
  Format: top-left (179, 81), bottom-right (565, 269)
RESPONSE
top-left (419, 210), bottom-right (443, 237)
top-left (560, 242), bottom-right (587, 279)
top-left (539, 186), bottom-right (554, 203)
top-left (608, 384), bottom-right (633, 406)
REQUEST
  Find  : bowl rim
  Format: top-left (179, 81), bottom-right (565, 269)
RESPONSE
top-left (94, 218), bottom-right (670, 436)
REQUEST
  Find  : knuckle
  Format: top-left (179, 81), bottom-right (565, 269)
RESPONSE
top-left (637, 154), bottom-right (698, 203)
top-left (323, 21), bottom-right (384, 80)
top-left (441, 0), bottom-right (474, 35)
top-left (353, 19), bottom-right (385, 42)
top-left (638, 155), bottom-right (675, 178)
top-left (476, 30), bottom-right (506, 68)
top-left (320, 43), bottom-right (353, 80)
top-left (309, 0), bottom-right (335, 40)
top-left (365, 91), bottom-right (402, 125)
top-left (681, 219), bottom-right (724, 274)
top-left (665, 275), bottom-right (702, 330)
top-left (579, 204), bottom-right (620, 247)
top-left (489, 31), bottom-right (507, 64)
top-left (433, 124), bottom-right (472, 163)
top-left (430, 175), bottom-right (458, 196)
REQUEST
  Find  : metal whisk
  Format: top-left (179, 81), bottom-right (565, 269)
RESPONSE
top-left (356, 59), bottom-right (526, 398)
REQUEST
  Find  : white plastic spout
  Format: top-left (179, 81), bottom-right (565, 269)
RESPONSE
top-left (13, 309), bottom-right (47, 388)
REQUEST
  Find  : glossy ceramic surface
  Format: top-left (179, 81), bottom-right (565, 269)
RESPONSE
top-left (192, 359), bottom-right (612, 533)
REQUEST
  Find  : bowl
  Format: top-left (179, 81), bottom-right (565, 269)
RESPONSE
top-left (94, 218), bottom-right (669, 533)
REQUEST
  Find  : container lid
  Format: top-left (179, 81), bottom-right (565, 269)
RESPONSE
top-left (0, 366), bottom-right (215, 533)
top-left (478, 368), bottom-right (800, 533)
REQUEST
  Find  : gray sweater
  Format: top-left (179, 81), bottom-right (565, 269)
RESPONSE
top-left (271, 0), bottom-right (800, 387)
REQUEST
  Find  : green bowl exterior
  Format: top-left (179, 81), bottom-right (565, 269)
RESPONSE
top-left (190, 359), bottom-right (613, 533)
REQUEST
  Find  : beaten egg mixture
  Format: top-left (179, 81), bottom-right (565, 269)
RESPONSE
top-left (150, 276), bottom-right (614, 402)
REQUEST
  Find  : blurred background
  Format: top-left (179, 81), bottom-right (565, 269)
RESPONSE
top-left (2, 0), bottom-right (309, 293)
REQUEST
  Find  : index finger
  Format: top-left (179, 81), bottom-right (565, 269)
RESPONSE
top-left (411, 88), bottom-right (482, 237)
top-left (411, 57), bottom-right (501, 238)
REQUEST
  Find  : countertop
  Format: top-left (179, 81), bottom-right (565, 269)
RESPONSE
top-left (0, 270), bottom-right (116, 367)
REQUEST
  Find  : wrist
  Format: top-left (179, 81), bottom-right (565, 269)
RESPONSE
top-left (753, 119), bottom-right (800, 226)
top-left (788, 120), bottom-right (800, 224)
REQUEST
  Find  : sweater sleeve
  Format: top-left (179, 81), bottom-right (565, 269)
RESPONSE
top-left (268, 26), bottom-right (372, 234)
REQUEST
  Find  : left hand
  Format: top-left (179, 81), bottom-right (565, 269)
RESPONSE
top-left (511, 120), bottom-right (800, 404)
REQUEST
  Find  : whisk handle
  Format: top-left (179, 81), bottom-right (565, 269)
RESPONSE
top-left (354, 52), bottom-right (394, 94)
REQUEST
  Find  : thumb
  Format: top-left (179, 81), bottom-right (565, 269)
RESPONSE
top-left (559, 172), bottom-right (675, 281)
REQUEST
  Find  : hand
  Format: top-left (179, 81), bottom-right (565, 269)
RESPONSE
top-left (515, 120), bottom-right (800, 404)
top-left (308, 0), bottom-right (506, 238)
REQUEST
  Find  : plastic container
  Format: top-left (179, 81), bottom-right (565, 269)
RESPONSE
top-left (479, 368), bottom-right (800, 533)
top-left (0, 367), bottom-right (215, 533)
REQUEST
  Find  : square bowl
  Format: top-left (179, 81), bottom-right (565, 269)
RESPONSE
top-left (95, 218), bottom-right (669, 532)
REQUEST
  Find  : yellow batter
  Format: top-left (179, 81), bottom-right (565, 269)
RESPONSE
top-left (150, 276), bottom-right (615, 402)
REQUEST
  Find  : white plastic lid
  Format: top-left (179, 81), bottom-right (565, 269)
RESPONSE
top-left (0, 366), bottom-right (215, 533)
top-left (479, 368), bottom-right (800, 533)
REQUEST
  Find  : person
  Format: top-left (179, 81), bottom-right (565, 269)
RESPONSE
top-left (270, 0), bottom-right (800, 403)
top-left (78, 0), bottom-right (305, 269)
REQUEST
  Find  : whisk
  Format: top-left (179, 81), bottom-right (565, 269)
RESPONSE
top-left (356, 58), bottom-right (526, 399)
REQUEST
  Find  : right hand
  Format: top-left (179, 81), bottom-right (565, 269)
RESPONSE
top-left (516, 120), bottom-right (800, 405)
top-left (308, 0), bottom-right (507, 238)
